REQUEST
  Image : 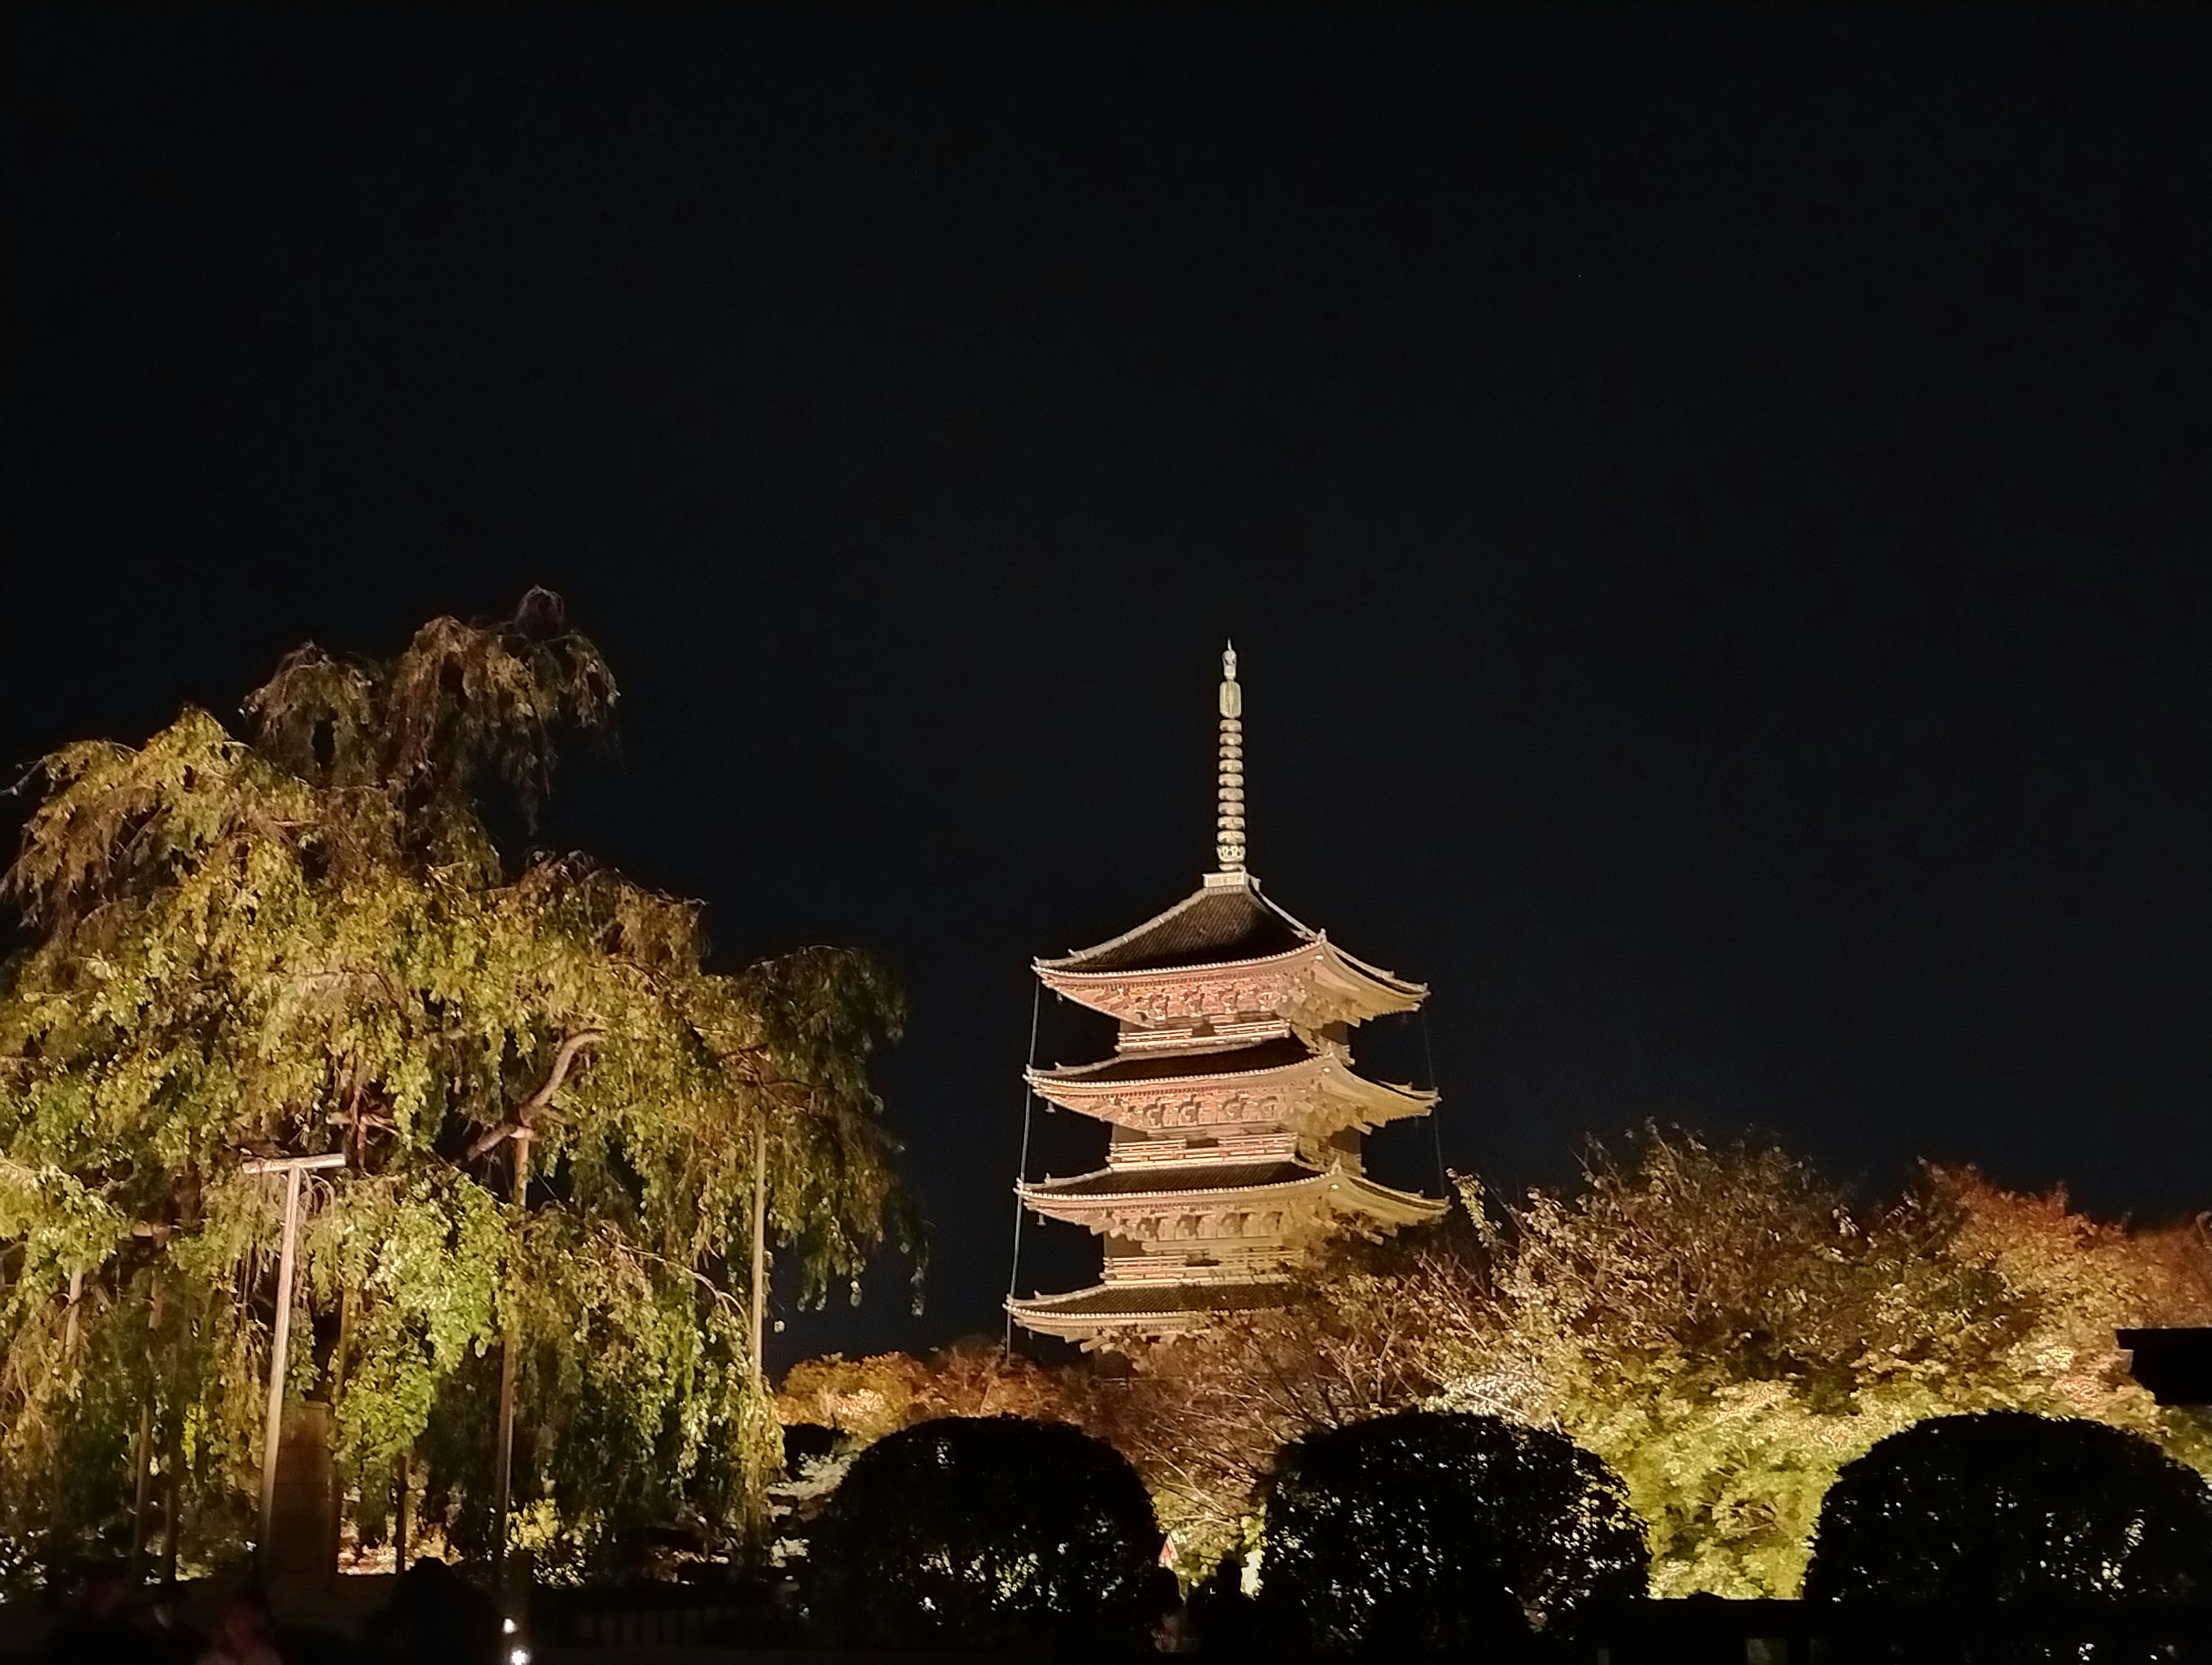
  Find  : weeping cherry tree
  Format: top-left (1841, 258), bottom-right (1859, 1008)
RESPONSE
top-left (0, 591), bottom-right (914, 1581)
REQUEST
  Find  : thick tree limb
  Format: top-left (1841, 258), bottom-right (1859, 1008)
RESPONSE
top-left (465, 1027), bottom-right (605, 1159)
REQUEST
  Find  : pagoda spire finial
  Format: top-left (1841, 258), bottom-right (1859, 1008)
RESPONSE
top-left (1215, 642), bottom-right (1246, 873)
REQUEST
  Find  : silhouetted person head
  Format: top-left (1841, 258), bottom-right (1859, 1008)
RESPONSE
top-left (1190, 1558), bottom-right (1257, 1660)
top-left (1805, 1410), bottom-right (2212, 1609)
top-left (1254, 1410), bottom-right (1647, 1657)
top-left (805, 1414), bottom-right (1164, 1653)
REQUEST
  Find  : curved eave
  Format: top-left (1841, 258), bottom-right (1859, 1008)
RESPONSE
top-left (1005, 1284), bottom-right (1287, 1341)
top-left (1017, 1166), bottom-right (1445, 1230)
top-left (1035, 934), bottom-right (1424, 1023)
top-left (1035, 938), bottom-right (1313, 993)
top-left (1310, 936), bottom-right (1427, 1012)
top-left (1335, 1173), bottom-right (1450, 1228)
top-left (1020, 1164), bottom-right (1320, 1205)
top-left (1028, 1054), bottom-right (1438, 1128)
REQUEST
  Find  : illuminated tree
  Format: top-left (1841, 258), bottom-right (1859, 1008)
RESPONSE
top-left (804, 1415), bottom-right (1165, 1652)
top-left (1111, 1130), bottom-right (2212, 1599)
top-left (1253, 1410), bottom-right (1645, 1655)
top-left (1804, 1411), bottom-right (2212, 1606)
top-left (1105, 1231), bottom-right (1474, 1575)
top-left (775, 1337), bottom-right (1089, 1443)
top-left (0, 594), bottom-right (913, 1580)
top-left (1457, 1136), bottom-right (2212, 1598)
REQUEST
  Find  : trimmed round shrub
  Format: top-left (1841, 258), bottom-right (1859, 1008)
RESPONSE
top-left (1804, 1410), bottom-right (2212, 1606)
top-left (1255, 1410), bottom-right (1648, 1656)
top-left (805, 1414), bottom-right (1165, 1652)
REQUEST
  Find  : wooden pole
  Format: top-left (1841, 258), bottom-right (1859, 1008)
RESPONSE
top-left (393, 1448), bottom-right (410, 1575)
top-left (257, 1163), bottom-right (304, 1568)
top-left (130, 1277), bottom-right (165, 1584)
top-left (128, 1402), bottom-right (155, 1583)
top-left (492, 1131), bottom-right (531, 1596)
top-left (749, 1124), bottom-right (768, 1389)
top-left (328, 1284), bottom-right (352, 1573)
top-left (244, 1151), bottom-right (344, 1577)
top-left (160, 1426), bottom-right (181, 1587)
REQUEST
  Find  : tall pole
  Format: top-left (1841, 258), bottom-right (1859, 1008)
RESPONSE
top-left (128, 1402), bottom-right (155, 1583)
top-left (749, 1124), bottom-right (767, 1389)
top-left (393, 1449), bottom-right (410, 1575)
top-left (257, 1165), bottom-right (304, 1568)
top-left (130, 1275), bottom-right (164, 1586)
top-left (493, 1130), bottom-right (531, 1597)
top-left (244, 1152), bottom-right (344, 1578)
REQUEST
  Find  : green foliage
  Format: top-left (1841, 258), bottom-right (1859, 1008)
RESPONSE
top-left (0, 593), bottom-right (913, 1582)
top-left (1112, 1129), bottom-right (2212, 1599)
top-left (1446, 1133), bottom-right (2212, 1597)
top-left (1255, 1410), bottom-right (1646, 1654)
top-left (805, 1415), bottom-right (1166, 1653)
top-left (1804, 1411), bottom-right (2212, 1607)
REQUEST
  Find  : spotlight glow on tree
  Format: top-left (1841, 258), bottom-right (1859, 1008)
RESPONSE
top-left (0, 593), bottom-right (914, 1579)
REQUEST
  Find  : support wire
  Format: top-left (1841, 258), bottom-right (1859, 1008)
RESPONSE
top-left (1419, 1007), bottom-right (1449, 1196)
top-left (1003, 978), bottom-right (1044, 1353)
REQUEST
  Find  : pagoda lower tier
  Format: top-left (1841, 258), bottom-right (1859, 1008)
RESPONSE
top-left (1006, 1280), bottom-right (1287, 1343)
top-left (1007, 1143), bottom-right (1446, 1342)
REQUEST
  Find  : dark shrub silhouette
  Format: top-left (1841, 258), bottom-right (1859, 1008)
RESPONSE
top-left (804, 1414), bottom-right (1165, 1652)
top-left (1255, 1410), bottom-right (1648, 1656)
top-left (1805, 1411), bottom-right (2212, 1609)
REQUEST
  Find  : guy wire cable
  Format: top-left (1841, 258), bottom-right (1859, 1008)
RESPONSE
top-left (1420, 1006), bottom-right (1449, 1196)
top-left (1002, 977), bottom-right (1043, 1354)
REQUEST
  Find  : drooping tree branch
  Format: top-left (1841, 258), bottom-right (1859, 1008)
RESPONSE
top-left (464, 1028), bottom-right (607, 1160)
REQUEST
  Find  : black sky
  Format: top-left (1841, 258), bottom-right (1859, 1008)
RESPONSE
top-left (5, 5), bottom-right (2210, 1365)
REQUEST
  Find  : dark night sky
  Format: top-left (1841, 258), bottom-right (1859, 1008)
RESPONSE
top-left (5, 5), bottom-right (2210, 1367)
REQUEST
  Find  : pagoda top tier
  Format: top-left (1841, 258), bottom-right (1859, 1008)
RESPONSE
top-left (1033, 648), bottom-right (1425, 1031)
top-left (1035, 871), bottom-right (1425, 1029)
top-left (1040, 870), bottom-right (1305, 974)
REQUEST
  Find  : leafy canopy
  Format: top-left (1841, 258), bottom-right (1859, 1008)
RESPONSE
top-left (0, 591), bottom-right (913, 1579)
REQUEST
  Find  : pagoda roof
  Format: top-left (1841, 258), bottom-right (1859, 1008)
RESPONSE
top-left (1026, 1159), bottom-right (1313, 1197)
top-left (1038, 875), bottom-right (1310, 974)
top-left (1036, 1034), bottom-right (1317, 1082)
top-left (1018, 1160), bottom-right (1446, 1232)
top-left (1010, 1280), bottom-right (1285, 1317)
top-left (1030, 1035), bottom-right (1438, 1133)
top-left (1034, 875), bottom-right (1425, 1027)
top-left (1004, 1282), bottom-right (1283, 1344)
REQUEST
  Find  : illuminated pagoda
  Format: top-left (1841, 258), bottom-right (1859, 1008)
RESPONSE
top-left (1007, 647), bottom-right (1445, 1348)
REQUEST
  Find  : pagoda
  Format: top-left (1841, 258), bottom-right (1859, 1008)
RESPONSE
top-left (1007, 647), bottom-right (1445, 1348)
